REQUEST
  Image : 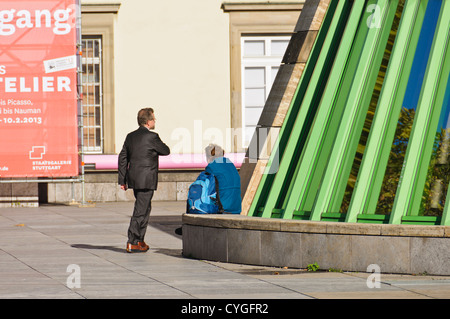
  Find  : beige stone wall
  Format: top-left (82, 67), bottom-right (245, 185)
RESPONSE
top-left (107, 0), bottom-right (232, 154)
top-left (1, 1), bottom-right (303, 206)
top-left (81, 0), bottom-right (303, 155)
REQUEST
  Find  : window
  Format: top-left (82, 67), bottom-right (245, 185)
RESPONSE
top-left (81, 36), bottom-right (103, 153)
top-left (241, 36), bottom-right (290, 146)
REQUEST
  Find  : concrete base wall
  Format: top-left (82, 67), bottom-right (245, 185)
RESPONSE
top-left (182, 214), bottom-right (450, 276)
top-left (0, 183), bottom-right (39, 208)
top-left (45, 170), bottom-right (200, 204)
top-left (0, 170), bottom-right (200, 207)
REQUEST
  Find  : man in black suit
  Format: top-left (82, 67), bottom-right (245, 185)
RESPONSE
top-left (118, 108), bottom-right (170, 253)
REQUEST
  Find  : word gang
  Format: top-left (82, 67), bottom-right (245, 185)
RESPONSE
top-left (0, 8), bottom-right (72, 36)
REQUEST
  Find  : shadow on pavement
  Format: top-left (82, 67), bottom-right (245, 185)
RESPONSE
top-left (71, 244), bottom-right (127, 253)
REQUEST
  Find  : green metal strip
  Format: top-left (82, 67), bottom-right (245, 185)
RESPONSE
top-left (255, 0), bottom-right (351, 219)
top-left (320, 213), bottom-right (346, 222)
top-left (270, 5), bottom-right (340, 218)
top-left (345, 0), bottom-right (422, 223)
top-left (247, 0), bottom-right (339, 217)
top-left (357, 214), bottom-right (390, 224)
top-left (280, 0), bottom-right (358, 218)
top-left (273, 0), bottom-right (352, 218)
top-left (390, 0), bottom-right (450, 224)
top-left (280, 0), bottom-right (367, 219)
top-left (402, 215), bottom-right (441, 225)
top-left (292, 210), bottom-right (311, 220)
top-left (310, 0), bottom-right (396, 221)
top-left (442, 182), bottom-right (450, 225)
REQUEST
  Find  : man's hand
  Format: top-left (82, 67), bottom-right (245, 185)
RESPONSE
top-left (120, 184), bottom-right (127, 191)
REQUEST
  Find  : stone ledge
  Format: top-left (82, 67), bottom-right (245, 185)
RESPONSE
top-left (182, 214), bottom-right (450, 238)
top-left (182, 214), bottom-right (450, 275)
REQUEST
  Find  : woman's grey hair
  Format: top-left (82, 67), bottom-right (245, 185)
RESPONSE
top-left (205, 144), bottom-right (224, 163)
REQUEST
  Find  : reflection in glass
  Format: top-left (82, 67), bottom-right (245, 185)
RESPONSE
top-left (375, 0), bottom-right (442, 215)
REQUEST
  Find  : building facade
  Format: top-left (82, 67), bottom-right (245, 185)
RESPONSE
top-left (44, 0), bottom-right (304, 203)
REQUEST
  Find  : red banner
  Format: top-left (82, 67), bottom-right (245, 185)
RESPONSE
top-left (0, 0), bottom-right (79, 177)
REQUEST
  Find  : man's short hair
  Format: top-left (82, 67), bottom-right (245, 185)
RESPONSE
top-left (137, 108), bottom-right (154, 126)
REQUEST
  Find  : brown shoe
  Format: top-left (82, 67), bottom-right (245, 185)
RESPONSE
top-left (126, 243), bottom-right (146, 253)
top-left (138, 241), bottom-right (149, 251)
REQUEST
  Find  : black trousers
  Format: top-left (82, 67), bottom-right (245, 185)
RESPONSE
top-left (127, 189), bottom-right (154, 245)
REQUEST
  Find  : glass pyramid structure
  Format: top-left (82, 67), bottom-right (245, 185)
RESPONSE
top-left (248, 0), bottom-right (450, 225)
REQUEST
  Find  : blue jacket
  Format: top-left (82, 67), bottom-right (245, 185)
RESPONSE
top-left (205, 157), bottom-right (241, 214)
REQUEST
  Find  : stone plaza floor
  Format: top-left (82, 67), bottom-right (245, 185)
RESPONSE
top-left (0, 201), bottom-right (449, 304)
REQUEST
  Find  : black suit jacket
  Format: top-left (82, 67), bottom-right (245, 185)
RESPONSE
top-left (118, 126), bottom-right (170, 190)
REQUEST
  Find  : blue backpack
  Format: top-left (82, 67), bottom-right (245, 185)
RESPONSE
top-left (186, 171), bottom-right (222, 214)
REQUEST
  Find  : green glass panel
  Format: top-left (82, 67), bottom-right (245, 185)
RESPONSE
top-left (340, 0), bottom-right (405, 214)
top-left (375, 0), bottom-right (442, 215)
top-left (310, 0), bottom-right (400, 220)
top-left (247, 0), bottom-right (340, 217)
top-left (345, 0), bottom-right (423, 223)
top-left (280, 0), bottom-right (367, 218)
